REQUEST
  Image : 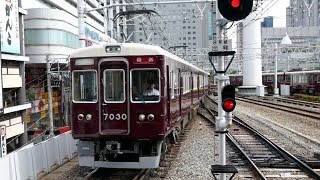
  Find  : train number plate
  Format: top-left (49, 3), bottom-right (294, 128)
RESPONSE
top-left (103, 113), bottom-right (127, 121)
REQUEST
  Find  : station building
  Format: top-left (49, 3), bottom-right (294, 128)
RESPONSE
top-left (21, 0), bottom-right (118, 140)
top-left (0, 0), bottom-right (30, 152)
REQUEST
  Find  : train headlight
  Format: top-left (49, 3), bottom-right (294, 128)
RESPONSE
top-left (78, 114), bottom-right (84, 121)
top-left (86, 114), bottom-right (93, 121)
top-left (138, 114), bottom-right (145, 121)
top-left (147, 114), bottom-right (155, 121)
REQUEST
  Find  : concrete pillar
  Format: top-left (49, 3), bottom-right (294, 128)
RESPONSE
top-left (238, 12), bottom-right (264, 96)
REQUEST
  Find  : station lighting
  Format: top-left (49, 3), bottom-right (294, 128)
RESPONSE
top-left (221, 85), bottom-right (236, 112)
top-left (218, 0), bottom-right (253, 21)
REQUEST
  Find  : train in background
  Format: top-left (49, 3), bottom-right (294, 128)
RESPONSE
top-left (229, 70), bottom-right (320, 95)
top-left (69, 43), bottom-right (209, 169)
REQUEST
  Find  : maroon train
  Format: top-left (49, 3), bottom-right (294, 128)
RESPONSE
top-left (70, 43), bottom-right (209, 168)
top-left (229, 70), bottom-right (320, 95)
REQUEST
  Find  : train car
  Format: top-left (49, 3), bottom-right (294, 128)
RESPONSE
top-left (290, 70), bottom-right (320, 95)
top-left (69, 43), bottom-right (209, 169)
top-left (229, 70), bottom-right (320, 95)
top-left (229, 74), bottom-right (243, 87)
top-left (260, 72), bottom-right (290, 94)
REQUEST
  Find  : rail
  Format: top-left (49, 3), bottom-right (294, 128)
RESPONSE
top-left (232, 116), bottom-right (320, 179)
top-left (201, 96), bottom-right (320, 179)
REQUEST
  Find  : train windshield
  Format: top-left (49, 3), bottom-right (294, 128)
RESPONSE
top-left (104, 69), bottom-right (125, 102)
top-left (131, 69), bottom-right (160, 102)
top-left (72, 70), bottom-right (97, 102)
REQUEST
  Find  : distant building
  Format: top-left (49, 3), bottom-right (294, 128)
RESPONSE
top-left (0, 0), bottom-right (30, 152)
top-left (236, 23), bottom-right (320, 73)
top-left (286, 0), bottom-right (320, 27)
top-left (132, 1), bottom-right (215, 49)
top-left (261, 16), bottom-right (273, 28)
top-left (130, 0), bottom-right (216, 70)
top-left (261, 27), bottom-right (320, 71)
top-left (21, 0), bottom-right (118, 131)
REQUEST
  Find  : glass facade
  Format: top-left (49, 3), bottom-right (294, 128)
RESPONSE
top-left (25, 29), bottom-right (79, 48)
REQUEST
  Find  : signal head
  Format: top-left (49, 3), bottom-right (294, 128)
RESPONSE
top-left (218, 0), bottom-right (253, 21)
top-left (222, 98), bottom-right (236, 112)
top-left (221, 85), bottom-right (236, 112)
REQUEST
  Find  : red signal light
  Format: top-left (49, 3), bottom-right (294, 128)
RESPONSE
top-left (231, 0), bottom-right (240, 8)
top-left (222, 99), bottom-right (236, 112)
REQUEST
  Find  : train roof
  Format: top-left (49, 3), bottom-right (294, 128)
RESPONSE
top-left (70, 43), bottom-right (209, 75)
top-left (229, 70), bottom-right (320, 77)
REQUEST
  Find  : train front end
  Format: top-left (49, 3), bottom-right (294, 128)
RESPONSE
top-left (70, 44), bottom-right (166, 169)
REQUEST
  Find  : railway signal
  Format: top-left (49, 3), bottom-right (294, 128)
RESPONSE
top-left (221, 85), bottom-right (236, 112)
top-left (218, 0), bottom-right (253, 21)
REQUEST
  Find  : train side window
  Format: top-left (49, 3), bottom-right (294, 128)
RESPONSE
top-left (317, 75), bottom-right (320, 83)
top-left (72, 70), bottom-right (97, 102)
top-left (174, 72), bottom-right (180, 96)
top-left (104, 69), bottom-right (125, 103)
top-left (170, 71), bottom-right (174, 99)
top-left (310, 75), bottom-right (315, 83)
top-left (193, 75), bottom-right (197, 90)
top-left (293, 75), bottom-right (297, 83)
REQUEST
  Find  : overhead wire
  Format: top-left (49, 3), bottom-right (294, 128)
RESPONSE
top-left (228, 0), bottom-right (279, 39)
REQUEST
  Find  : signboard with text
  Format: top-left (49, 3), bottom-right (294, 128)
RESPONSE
top-left (0, 125), bottom-right (7, 157)
top-left (0, 0), bottom-right (21, 54)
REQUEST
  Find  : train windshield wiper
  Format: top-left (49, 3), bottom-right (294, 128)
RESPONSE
top-left (137, 92), bottom-right (145, 104)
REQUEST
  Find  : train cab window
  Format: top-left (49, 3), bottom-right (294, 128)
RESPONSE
top-left (278, 76), bottom-right (284, 83)
top-left (104, 69), bottom-right (125, 102)
top-left (73, 70), bottom-right (97, 102)
top-left (285, 75), bottom-right (291, 83)
top-left (266, 76), bottom-right (273, 82)
top-left (131, 69), bottom-right (160, 102)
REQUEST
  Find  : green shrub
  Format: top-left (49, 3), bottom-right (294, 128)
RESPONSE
top-left (292, 94), bottom-right (320, 102)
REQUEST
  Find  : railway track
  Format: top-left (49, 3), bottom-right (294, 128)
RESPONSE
top-left (237, 97), bottom-right (320, 120)
top-left (199, 96), bottom-right (320, 179)
top-left (79, 168), bottom-right (149, 180)
top-left (274, 97), bottom-right (320, 109)
top-left (76, 116), bottom-right (194, 180)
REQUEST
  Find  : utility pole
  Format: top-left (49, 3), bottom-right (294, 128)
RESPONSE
top-left (215, 3), bottom-right (227, 179)
top-left (78, 0), bottom-right (86, 48)
top-left (46, 55), bottom-right (54, 136)
top-left (274, 43), bottom-right (278, 97)
top-left (210, 1), bottom-right (253, 179)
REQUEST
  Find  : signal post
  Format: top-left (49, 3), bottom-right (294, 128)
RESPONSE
top-left (210, 0), bottom-right (253, 179)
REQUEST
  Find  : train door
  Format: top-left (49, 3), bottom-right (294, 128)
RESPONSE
top-left (166, 65), bottom-right (171, 126)
top-left (98, 58), bottom-right (130, 135)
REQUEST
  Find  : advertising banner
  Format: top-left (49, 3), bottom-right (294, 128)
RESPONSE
top-left (0, 0), bottom-right (21, 54)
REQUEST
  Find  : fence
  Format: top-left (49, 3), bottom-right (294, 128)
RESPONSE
top-left (0, 131), bottom-right (77, 180)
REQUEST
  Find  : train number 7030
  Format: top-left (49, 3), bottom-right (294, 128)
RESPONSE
top-left (103, 113), bottom-right (127, 121)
